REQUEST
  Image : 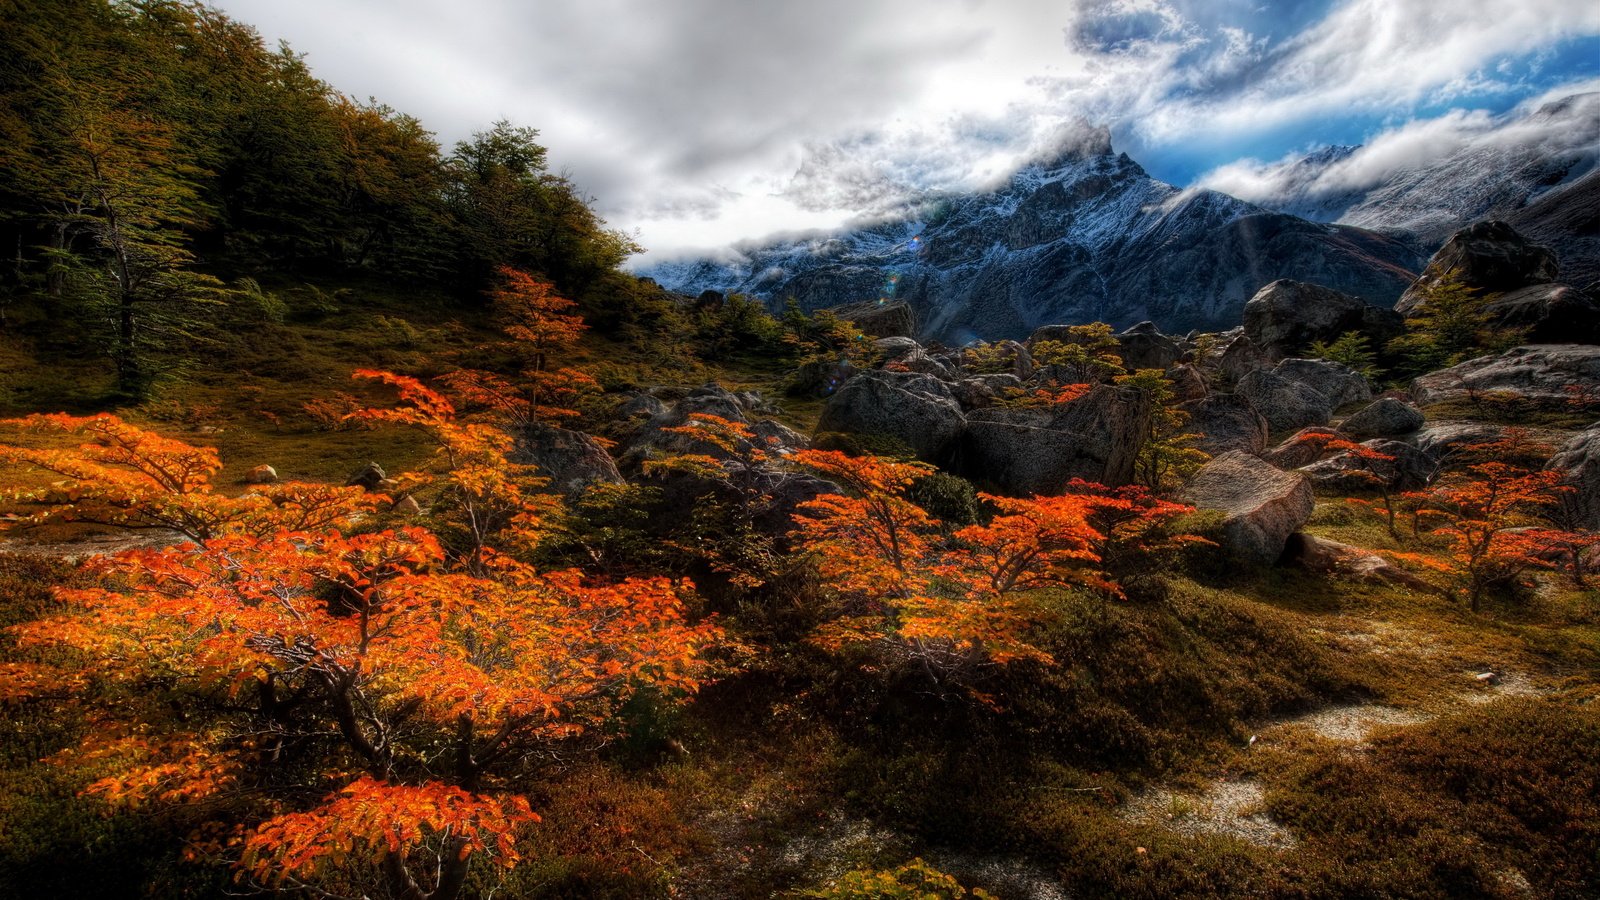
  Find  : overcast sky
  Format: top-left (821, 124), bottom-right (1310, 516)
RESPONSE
top-left (211, 0), bottom-right (1600, 263)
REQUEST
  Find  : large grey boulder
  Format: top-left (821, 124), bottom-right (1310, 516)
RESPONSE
top-left (1178, 395), bottom-right (1269, 456)
top-left (1212, 329), bottom-right (1275, 387)
top-left (1237, 369), bottom-right (1336, 432)
top-left (1397, 221), bottom-right (1559, 315)
top-left (1116, 321), bottom-right (1183, 371)
top-left (1167, 364), bottom-right (1210, 403)
top-left (817, 369), bottom-right (966, 463)
top-left (1341, 397), bottom-right (1425, 438)
top-left (959, 384), bottom-right (1150, 494)
top-left (1547, 424), bottom-right (1600, 529)
top-left (1409, 420), bottom-right (1506, 460)
top-left (1181, 451), bottom-right (1315, 565)
top-left (513, 423), bottom-right (624, 499)
top-left (873, 336), bottom-right (922, 358)
top-left (1480, 283), bottom-right (1600, 344)
top-left (1242, 280), bottom-right (1404, 359)
top-left (1272, 358), bottom-right (1372, 409)
top-left (824, 299), bottom-right (916, 338)
top-left (1410, 345), bottom-right (1600, 406)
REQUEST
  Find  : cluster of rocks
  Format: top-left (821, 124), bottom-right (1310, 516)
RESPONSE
top-left (816, 332), bottom-right (1156, 495)
top-left (803, 284), bottom-right (1402, 564)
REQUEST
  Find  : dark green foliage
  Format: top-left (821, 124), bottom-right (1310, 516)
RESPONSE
top-left (0, 0), bottom-right (645, 389)
top-left (1307, 330), bottom-right (1379, 379)
top-left (909, 471), bottom-right (980, 527)
top-left (1387, 272), bottom-right (1526, 376)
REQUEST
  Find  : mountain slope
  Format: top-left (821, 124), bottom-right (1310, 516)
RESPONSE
top-left (645, 142), bottom-right (1420, 342)
top-left (1231, 93), bottom-right (1600, 267)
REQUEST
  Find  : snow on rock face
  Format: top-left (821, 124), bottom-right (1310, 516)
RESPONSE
top-left (642, 149), bottom-right (1421, 343)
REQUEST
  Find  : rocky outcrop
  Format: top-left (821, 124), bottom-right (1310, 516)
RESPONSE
top-left (1340, 398), bottom-right (1425, 438)
top-left (1181, 451), bottom-right (1314, 565)
top-left (621, 383), bottom-right (806, 467)
top-left (1242, 280), bottom-right (1403, 358)
top-left (816, 370), bottom-right (965, 463)
top-left (1178, 395), bottom-right (1269, 456)
top-left (1547, 424), bottom-right (1600, 530)
top-left (1236, 369), bottom-right (1335, 432)
top-left (1410, 345), bottom-right (1600, 406)
top-left (959, 384), bottom-right (1149, 495)
top-left (1116, 321), bottom-right (1183, 371)
top-left (1212, 330), bottom-right (1275, 388)
top-left (825, 299), bottom-right (916, 338)
top-left (1479, 283), bottom-right (1600, 344)
top-left (1167, 364), bottom-right (1210, 402)
top-left (1396, 221), bottom-right (1559, 315)
top-left (513, 423), bottom-right (623, 498)
top-left (1271, 358), bottom-right (1372, 409)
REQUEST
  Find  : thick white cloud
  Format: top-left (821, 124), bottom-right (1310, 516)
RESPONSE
top-left (1194, 86), bottom-right (1600, 208)
top-left (209, 0), bottom-right (1600, 261)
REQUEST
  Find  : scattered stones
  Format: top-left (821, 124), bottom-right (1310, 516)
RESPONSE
top-left (243, 464), bottom-right (278, 485)
top-left (1181, 451), bottom-right (1314, 565)
top-left (344, 461), bottom-right (387, 491)
top-left (392, 495), bottom-right (422, 515)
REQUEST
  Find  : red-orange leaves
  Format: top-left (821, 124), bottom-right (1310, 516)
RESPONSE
top-left (947, 493), bottom-right (1102, 598)
top-left (791, 455), bottom-right (1202, 682)
top-left (790, 450), bottom-right (937, 601)
top-left (0, 413), bottom-right (379, 541)
top-left (239, 777), bottom-right (539, 887)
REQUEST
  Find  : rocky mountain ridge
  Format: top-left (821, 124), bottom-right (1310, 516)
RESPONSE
top-left (644, 138), bottom-right (1422, 342)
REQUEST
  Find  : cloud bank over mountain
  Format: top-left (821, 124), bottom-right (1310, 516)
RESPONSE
top-left (213, 0), bottom-right (1600, 260)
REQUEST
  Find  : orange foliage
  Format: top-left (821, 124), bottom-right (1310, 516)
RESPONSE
top-left (0, 413), bottom-right (380, 541)
top-left (2, 392), bottom-right (721, 898)
top-left (239, 777), bottom-right (539, 891)
top-left (1413, 457), bottom-right (1568, 610)
top-left (790, 453), bottom-right (1197, 682)
top-left (351, 369), bottom-right (560, 570)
